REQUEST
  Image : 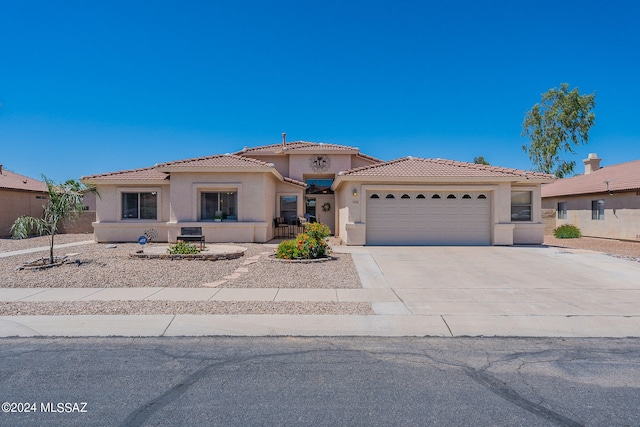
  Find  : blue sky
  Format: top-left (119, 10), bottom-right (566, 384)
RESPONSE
top-left (1, 0), bottom-right (639, 182)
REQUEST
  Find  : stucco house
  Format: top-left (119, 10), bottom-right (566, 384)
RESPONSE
top-left (83, 138), bottom-right (555, 245)
top-left (542, 153), bottom-right (640, 241)
top-left (0, 165), bottom-right (47, 237)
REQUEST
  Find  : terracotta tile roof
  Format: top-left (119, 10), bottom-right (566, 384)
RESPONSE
top-left (283, 177), bottom-right (307, 188)
top-left (156, 154), bottom-right (274, 169)
top-left (0, 167), bottom-right (47, 192)
top-left (83, 155), bottom-right (287, 183)
top-left (340, 157), bottom-right (555, 180)
top-left (542, 159), bottom-right (640, 197)
top-left (236, 141), bottom-right (359, 155)
top-left (82, 167), bottom-right (168, 182)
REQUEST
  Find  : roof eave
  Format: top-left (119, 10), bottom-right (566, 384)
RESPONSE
top-left (542, 187), bottom-right (640, 198)
top-left (82, 178), bottom-right (170, 185)
top-left (333, 175), bottom-right (532, 190)
top-left (0, 186), bottom-right (48, 193)
top-left (154, 166), bottom-right (275, 173)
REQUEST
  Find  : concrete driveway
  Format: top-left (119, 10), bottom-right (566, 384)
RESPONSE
top-left (336, 245), bottom-right (640, 337)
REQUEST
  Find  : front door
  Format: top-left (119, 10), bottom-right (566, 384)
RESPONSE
top-left (305, 177), bottom-right (335, 234)
top-left (311, 194), bottom-right (335, 234)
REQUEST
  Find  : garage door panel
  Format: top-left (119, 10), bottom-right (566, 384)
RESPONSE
top-left (366, 191), bottom-right (491, 245)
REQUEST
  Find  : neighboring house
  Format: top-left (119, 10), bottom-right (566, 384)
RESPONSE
top-left (83, 138), bottom-right (555, 245)
top-left (542, 153), bottom-right (640, 241)
top-left (59, 190), bottom-right (97, 234)
top-left (0, 165), bottom-right (47, 237)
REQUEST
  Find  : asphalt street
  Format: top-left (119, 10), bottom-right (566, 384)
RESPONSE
top-left (1, 337), bottom-right (639, 427)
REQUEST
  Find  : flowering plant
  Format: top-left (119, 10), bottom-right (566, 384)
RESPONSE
top-left (276, 222), bottom-right (331, 259)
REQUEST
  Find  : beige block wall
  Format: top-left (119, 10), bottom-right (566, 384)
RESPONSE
top-left (541, 209), bottom-right (556, 235)
top-left (0, 189), bottom-right (47, 237)
top-left (543, 192), bottom-right (640, 241)
top-left (60, 211), bottom-right (96, 234)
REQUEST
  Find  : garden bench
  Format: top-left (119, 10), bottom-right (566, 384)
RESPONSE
top-left (177, 227), bottom-right (205, 249)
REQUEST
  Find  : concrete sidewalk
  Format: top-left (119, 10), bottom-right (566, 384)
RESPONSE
top-left (0, 240), bottom-right (95, 258)
top-left (1, 244), bottom-right (640, 338)
top-left (0, 287), bottom-right (399, 304)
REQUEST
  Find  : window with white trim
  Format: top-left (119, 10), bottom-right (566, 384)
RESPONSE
top-left (122, 192), bottom-right (157, 220)
top-left (511, 191), bottom-right (532, 221)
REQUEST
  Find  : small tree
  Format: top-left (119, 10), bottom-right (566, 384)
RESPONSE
top-left (473, 156), bottom-right (490, 165)
top-left (11, 177), bottom-right (97, 264)
top-left (521, 83), bottom-right (596, 177)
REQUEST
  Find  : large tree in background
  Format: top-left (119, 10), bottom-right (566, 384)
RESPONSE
top-left (11, 177), bottom-right (96, 265)
top-left (473, 156), bottom-right (490, 165)
top-left (521, 83), bottom-right (596, 177)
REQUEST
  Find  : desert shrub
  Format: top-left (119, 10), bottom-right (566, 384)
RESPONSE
top-left (276, 222), bottom-right (331, 259)
top-left (167, 241), bottom-right (202, 254)
top-left (553, 224), bottom-right (582, 239)
top-left (303, 222), bottom-right (330, 240)
top-left (276, 239), bottom-right (302, 259)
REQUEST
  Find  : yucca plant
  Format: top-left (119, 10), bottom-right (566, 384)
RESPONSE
top-left (11, 177), bottom-right (97, 264)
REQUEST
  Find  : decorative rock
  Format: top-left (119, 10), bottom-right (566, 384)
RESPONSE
top-left (269, 255), bottom-right (336, 263)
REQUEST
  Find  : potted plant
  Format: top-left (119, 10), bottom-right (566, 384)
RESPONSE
top-left (214, 211), bottom-right (222, 222)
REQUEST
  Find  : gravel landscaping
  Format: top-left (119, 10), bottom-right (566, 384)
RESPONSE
top-left (0, 235), bottom-right (367, 315)
top-left (544, 235), bottom-right (640, 262)
top-left (4, 233), bottom-right (637, 317)
top-left (0, 301), bottom-right (374, 316)
top-left (0, 239), bottom-right (363, 289)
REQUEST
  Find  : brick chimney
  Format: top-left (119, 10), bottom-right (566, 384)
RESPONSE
top-left (583, 153), bottom-right (601, 175)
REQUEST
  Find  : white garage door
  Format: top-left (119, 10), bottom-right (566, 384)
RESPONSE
top-left (366, 191), bottom-right (491, 245)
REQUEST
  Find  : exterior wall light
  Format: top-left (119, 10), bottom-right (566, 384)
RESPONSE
top-left (353, 189), bottom-right (358, 197)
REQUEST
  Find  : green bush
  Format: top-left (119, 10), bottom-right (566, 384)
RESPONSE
top-left (553, 224), bottom-right (582, 239)
top-left (167, 241), bottom-right (202, 254)
top-left (276, 222), bottom-right (331, 260)
top-left (275, 239), bottom-right (301, 260)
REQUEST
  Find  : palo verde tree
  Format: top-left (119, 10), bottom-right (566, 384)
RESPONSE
top-left (11, 177), bottom-right (97, 264)
top-left (521, 83), bottom-right (596, 177)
